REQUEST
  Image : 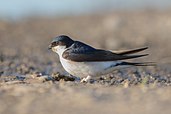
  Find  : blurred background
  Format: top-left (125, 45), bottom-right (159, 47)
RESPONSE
top-left (1, 0), bottom-right (171, 20)
top-left (1, 0), bottom-right (171, 75)
top-left (1, 1), bottom-right (171, 114)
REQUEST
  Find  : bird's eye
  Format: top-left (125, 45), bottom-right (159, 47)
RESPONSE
top-left (51, 41), bottom-right (58, 47)
top-left (58, 41), bottom-right (65, 46)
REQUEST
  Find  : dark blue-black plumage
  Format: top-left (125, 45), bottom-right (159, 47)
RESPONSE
top-left (50, 35), bottom-right (149, 62)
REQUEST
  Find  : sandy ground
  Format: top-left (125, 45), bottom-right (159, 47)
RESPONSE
top-left (1, 10), bottom-right (171, 114)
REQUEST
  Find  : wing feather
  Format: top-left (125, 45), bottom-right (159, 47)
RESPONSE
top-left (62, 42), bottom-right (149, 62)
top-left (62, 49), bottom-right (148, 62)
top-left (112, 47), bottom-right (148, 55)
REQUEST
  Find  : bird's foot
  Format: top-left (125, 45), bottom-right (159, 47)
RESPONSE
top-left (80, 76), bottom-right (92, 83)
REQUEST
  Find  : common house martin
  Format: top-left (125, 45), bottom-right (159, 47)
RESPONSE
top-left (49, 35), bottom-right (153, 82)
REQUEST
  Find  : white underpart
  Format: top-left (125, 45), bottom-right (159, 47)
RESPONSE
top-left (52, 46), bottom-right (129, 78)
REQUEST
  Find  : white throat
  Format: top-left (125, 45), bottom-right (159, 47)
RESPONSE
top-left (52, 46), bottom-right (67, 58)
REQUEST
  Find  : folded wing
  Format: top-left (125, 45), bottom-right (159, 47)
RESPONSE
top-left (62, 46), bottom-right (149, 62)
top-left (112, 47), bottom-right (148, 55)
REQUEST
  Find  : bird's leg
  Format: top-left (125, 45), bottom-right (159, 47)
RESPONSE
top-left (80, 75), bottom-right (92, 83)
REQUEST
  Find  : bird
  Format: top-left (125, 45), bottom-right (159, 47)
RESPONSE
top-left (48, 35), bottom-right (154, 82)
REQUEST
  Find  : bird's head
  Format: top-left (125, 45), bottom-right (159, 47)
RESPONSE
top-left (48, 35), bottom-right (74, 54)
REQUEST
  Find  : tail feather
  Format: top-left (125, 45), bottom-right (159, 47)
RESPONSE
top-left (112, 47), bottom-right (155, 66)
top-left (119, 61), bottom-right (156, 66)
top-left (113, 47), bottom-right (148, 55)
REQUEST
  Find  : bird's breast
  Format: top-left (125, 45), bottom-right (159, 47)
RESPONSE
top-left (60, 57), bottom-right (122, 77)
